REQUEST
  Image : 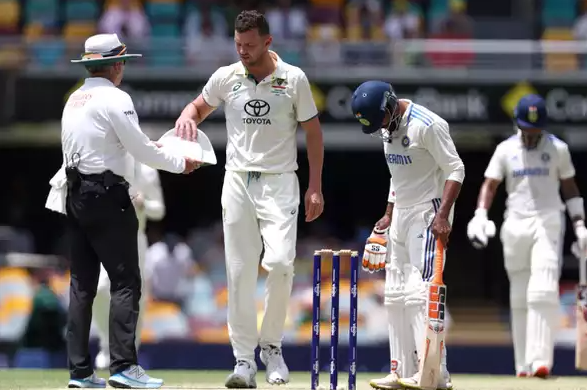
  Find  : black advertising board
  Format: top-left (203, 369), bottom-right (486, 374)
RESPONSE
top-left (12, 75), bottom-right (587, 125)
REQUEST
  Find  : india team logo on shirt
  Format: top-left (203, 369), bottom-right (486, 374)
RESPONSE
top-left (401, 135), bottom-right (410, 148)
top-left (541, 152), bottom-right (550, 163)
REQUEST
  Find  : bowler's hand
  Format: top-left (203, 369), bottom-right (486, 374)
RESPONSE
top-left (183, 157), bottom-right (201, 174)
top-left (175, 116), bottom-right (198, 141)
top-left (431, 216), bottom-right (451, 247)
top-left (304, 187), bottom-right (324, 222)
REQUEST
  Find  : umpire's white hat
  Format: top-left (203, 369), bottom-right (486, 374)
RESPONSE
top-left (158, 129), bottom-right (217, 166)
top-left (71, 33), bottom-right (142, 65)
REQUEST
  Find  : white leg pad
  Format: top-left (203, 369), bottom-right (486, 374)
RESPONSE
top-left (384, 264), bottom-right (411, 377)
top-left (508, 270), bottom-right (530, 373)
top-left (404, 266), bottom-right (427, 375)
top-left (526, 267), bottom-right (560, 370)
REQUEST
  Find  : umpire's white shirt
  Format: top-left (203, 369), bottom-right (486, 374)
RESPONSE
top-left (201, 59), bottom-right (318, 173)
top-left (484, 131), bottom-right (576, 219)
top-left (46, 77), bottom-right (184, 214)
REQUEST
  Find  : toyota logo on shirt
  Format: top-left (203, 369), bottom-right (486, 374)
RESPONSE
top-left (243, 99), bottom-right (271, 124)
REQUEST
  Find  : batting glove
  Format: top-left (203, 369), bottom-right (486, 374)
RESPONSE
top-left (467, 209), bottom-right (496, 250)
top-left (575, 221), bottom-right (587, 255)
top-left (362, 228), bottom-right (388, 273)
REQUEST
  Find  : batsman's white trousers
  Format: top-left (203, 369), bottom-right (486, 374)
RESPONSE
top-left (384, 198), bottom-right (450, 377)
top-left (222, 170), bottom-right (300, 361)
top-left (500, 211), bottom-right (564, 372)
top-left (93, 231), bottom-right (148, 354)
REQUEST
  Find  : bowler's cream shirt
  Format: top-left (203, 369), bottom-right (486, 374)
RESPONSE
top-left (202, 60), bottom-right (318, 173)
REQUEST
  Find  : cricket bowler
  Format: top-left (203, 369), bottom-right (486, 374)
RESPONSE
top-left (93, 163), bottom-right (166, 370)
top-left (352, 81), bottom-right (464, 390)
top-left (467, 94), bottom-right (587, 377)
top-left (174, 10), bottom-right (325, 388)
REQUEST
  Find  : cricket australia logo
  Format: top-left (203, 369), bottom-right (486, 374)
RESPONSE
top-left (243, 99), bottom-right (271, 124)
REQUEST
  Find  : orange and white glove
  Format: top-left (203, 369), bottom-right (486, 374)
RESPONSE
top-left (362, 228), bottom-right (388, 273)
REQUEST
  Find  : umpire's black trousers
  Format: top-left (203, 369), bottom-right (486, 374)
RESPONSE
top-left (65, 169), bottom-right (141, 379)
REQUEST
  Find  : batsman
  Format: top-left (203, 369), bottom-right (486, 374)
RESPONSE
top-left (351, 81), bottom-right (465, 390)
top-left (467, 94), bottom-right (587, 377)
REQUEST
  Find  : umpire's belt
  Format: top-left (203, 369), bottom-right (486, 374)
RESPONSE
top-left (66, 168), bottom-right (128, 193)
top-left (79, 171), bottom-right (127, 187)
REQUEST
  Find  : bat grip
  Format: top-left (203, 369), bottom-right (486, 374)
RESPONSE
top-left (433, 238), bottom-right (444, 284)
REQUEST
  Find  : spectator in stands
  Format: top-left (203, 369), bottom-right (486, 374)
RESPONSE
top-left (384, 0), bottom-right (421, 41)
top-left (265, 0), bottom-right (308, 41)
top-left (98, 0), bottom-right (150, 41)
top-left (573, 4), bottom-right (587, 40)
top-left (184, 0), bottom-right (236, 66)
top-left (346, 0), bottom-right (384, 40)
top-left (144, 233), bottom-right (197, 309)
top-left (437, 0), bottom-right (473, 37)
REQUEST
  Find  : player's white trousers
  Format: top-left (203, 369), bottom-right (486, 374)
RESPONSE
top-left (93, 230), bottom-right (148, 354)
top-left (501, 212), bottom-right (563, 373)
top-left (222, 170), bottom-right (300, 361)
top-left (384, 198), bottom-right (449, 377)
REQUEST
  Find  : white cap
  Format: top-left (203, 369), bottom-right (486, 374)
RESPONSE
top-left (70, 33), bottom-right (142, 64)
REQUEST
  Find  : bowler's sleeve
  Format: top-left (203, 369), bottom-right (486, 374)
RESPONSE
top-left (201, 67), bottom-right (225, 108)
top-left (108, 92), bottom-right (185, 174)
top-left (141, 165), bottom-right (166, 220)
top-left (422, 121), bottom-right (465, 183)
top-left (557, 141), bottom-right (576, 180)
top-left (294, 72), bottom-right (319, 123)
top-left (484, 144), bottom-right (506, 181)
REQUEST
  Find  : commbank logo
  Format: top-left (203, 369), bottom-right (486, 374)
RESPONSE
top-left (243, 99), bottom-right (271, 124)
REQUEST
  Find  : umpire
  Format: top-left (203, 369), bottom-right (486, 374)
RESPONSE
top-left (46, 34), bottom-right (199, 389)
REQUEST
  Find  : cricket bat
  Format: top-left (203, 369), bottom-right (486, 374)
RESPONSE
top-left (417, 238), bottom-right (446, 390)
top-left (573, 241), bottom-right (587, 370)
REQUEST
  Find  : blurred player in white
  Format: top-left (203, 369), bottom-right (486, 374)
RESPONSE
top-left (93, 163), bottom-right (166, 370)
top-left (467, 94), bottom-right (587, 378)
top-left (174, 10), bottom-right (324, 388)
top-left (351, 81), bottom-right (464, 390)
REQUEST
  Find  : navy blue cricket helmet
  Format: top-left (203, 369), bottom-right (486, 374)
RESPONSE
top-left (514, 94), bottom-right (547, 129)
top-left (350, 81), bottom-right (400, 135)
top-left (514, 94), bottom-right (547, 149)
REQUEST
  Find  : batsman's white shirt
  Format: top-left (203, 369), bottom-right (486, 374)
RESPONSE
top-left (485, 132), bottom-right (574, 271)
top-left (201, 59), bottom-right (318, 361)
top-left (484, 132), bottom-right (575, 219)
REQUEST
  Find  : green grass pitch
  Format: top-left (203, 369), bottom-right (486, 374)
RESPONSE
top-left (0, 370), bottom-right (586, 390)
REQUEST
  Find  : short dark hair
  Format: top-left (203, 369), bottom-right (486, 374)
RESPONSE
top-left (235, 10), bottom-right (270, 35)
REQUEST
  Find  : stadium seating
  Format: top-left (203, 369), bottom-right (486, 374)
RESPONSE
top-left (63, 0), bottom-right (98, 42)
top-left (0, 0), bottom-right (19, 34)
top-left (542, 0), bottom-right (577, 27)
top-left (542, 28), bottom-right (578, 71)
top-left (145, 0), bottom-right (183, 66)
top-left (143, 300), bottom-right (190, 341)
top-left (0, 268), bottom-right (33, 342)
